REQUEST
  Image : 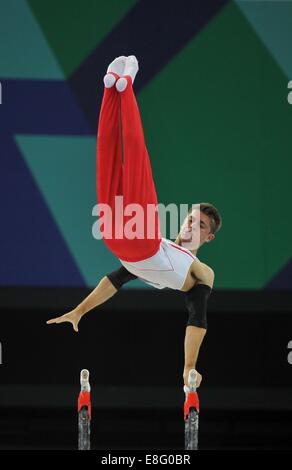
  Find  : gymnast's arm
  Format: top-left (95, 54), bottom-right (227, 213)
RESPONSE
top-left (46, 266), bottom-right (137, 332)
top-left (190, 259), bottom-right (215, 288)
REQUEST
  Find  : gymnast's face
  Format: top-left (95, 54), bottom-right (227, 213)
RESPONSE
top-left (179, 209), bottom-right (215, 250)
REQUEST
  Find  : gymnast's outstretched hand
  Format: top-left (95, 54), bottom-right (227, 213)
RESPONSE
top-left (46, 276), bottom-right (118, 333)
top-left (46, 308), bottom-right (82, 333)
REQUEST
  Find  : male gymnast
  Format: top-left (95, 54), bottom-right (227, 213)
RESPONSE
top-left (47, 56), bottom-right (222, 390)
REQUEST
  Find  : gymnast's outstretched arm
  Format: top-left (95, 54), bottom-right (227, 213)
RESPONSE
top-left (46, 267), bottom-right (137, 332)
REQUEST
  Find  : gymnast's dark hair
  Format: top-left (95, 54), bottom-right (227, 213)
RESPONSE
top-left (189, 202), bottom-right (222, 234)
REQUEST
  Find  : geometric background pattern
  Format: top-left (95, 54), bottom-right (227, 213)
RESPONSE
top-left (1, 0), bottom-right (291, 289)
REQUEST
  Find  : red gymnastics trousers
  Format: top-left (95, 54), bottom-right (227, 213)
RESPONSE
top-left (96, 75), bottom-right (162, 262)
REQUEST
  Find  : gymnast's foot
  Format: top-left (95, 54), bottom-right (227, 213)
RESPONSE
top-left (116, 55), bottom-right (139, 92)
top-left (103, 56), bottom-right (126, 88)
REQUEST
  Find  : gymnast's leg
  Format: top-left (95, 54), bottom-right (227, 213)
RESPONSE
top-left (97, 57), bottom-right (128, 257)
top-left (97, 56), bottom-right (161, 261)
top-left (116, 56), bottom-right (161, 261)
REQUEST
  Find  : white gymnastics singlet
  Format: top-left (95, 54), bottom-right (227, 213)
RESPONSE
top-left (120, 238), bottom-right (197, 290)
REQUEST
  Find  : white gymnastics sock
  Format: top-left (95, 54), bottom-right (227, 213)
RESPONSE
top-left (107, 56), bottom-right (126, 76)
top-left (123, 55), bottom-right (139, 83)
top-left (103, 74), bottom-right (116, 88)
top-left (116, 77), bottom-right (128, 92)
top-left (116, 55), bottom-right (139, 92)
top-left (103, 56), bottom-right (126, 88)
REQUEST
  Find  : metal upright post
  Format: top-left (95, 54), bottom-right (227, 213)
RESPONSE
top-left (184, 369), bottom-right (199, 450)
top-left (78, 369), bottom-right (91, 450)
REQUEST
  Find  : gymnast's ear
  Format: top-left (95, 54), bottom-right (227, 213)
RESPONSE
top-left (206, 233), bottom-right (215, 243)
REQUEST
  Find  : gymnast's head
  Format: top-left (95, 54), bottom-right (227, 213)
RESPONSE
top-left (178, 202), bottom-right (222, 251)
